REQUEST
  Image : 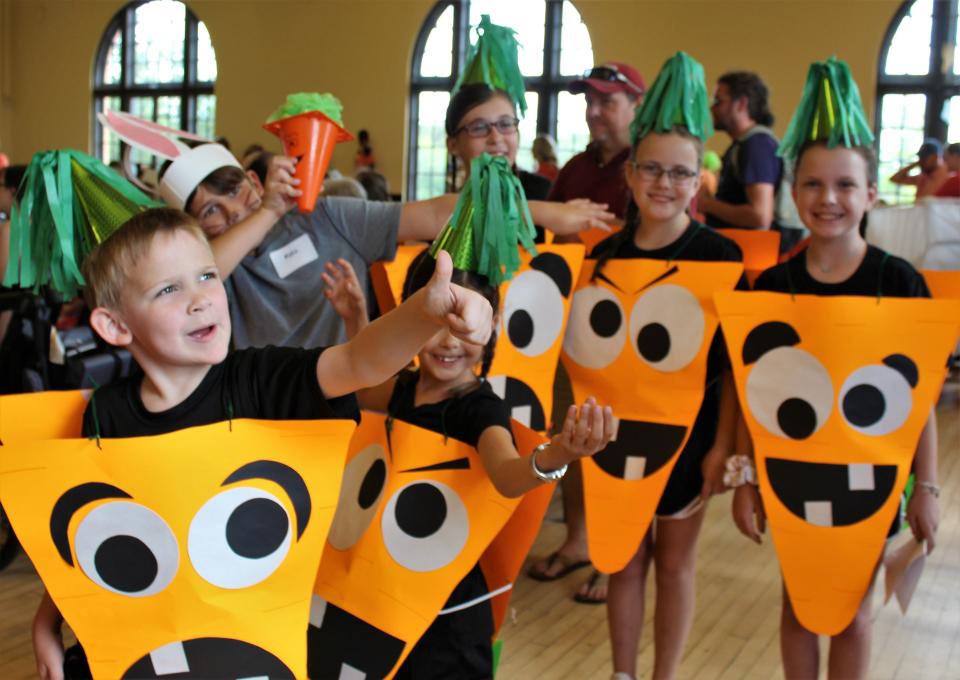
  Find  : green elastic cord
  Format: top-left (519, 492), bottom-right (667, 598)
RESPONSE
top-left (226, 397), bottom-right (234, 433)
top-left (630, 51), bottom-right (713, 144)
top-left (85, 375), bottom-right (103, 450)
top-left (778, 56), bottom-right (874, 162)
top-left (429, 153), bottom-right (537, 284)
top-left (666, 222), bottom-right (704, 265)
top-left (452, 15), bottom-right (527, 116)
top-left (877, 251), bottom-right (889, 304)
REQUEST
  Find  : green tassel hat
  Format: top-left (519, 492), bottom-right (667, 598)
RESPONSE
top-left (429, 153), bottom-right (537, 285)
top-left (3, 150), bottom-right (161, 297)
top-left (778, 56), bottom-right (874, 162)
top-left (630, 51), bottom-right (713, 144)
top-left (452, 15), bottom-right (527, 116)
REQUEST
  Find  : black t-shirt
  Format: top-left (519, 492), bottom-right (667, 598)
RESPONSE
top-left (753, 245), bottom-right (930, 298)
top-left (589, 221), bottom-right (747, 514)
top-left (82, 346), bottom-right (360, 438)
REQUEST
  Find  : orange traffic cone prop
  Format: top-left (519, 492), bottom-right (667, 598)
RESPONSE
top-left (263, 111), bottom-right (354, 213)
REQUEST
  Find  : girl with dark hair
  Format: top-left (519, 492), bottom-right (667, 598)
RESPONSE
top-left (323, 248), bottom-right (617, 678)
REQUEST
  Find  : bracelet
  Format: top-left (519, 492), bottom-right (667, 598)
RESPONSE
top-left (723, 454), bottom-right (757, 487)
top-left (530, 442), bottom-right (567, 482)
top-left (915, 481), bottom-right (940, 498)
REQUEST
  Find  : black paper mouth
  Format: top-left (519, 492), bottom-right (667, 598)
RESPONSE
top-left (591, 419), bottom-right (687, 480)
top-left (487, 375), bottom-right (546, 431)
top-left (123, 637), bottom-right (293, 678)
top-left (765, 457), bottom-right (897, 527)
top-left (307, 595), bottom-right (406, 679)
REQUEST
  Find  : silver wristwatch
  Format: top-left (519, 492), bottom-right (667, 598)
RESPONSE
top-left (530, 442), bottom-right (567, 482)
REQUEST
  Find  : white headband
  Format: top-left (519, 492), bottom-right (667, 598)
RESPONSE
top-left (159, 144), bottom-right (242, 210)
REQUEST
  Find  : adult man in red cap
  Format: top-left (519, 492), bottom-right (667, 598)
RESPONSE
top-left (531, 63), bottom-right (645, 606)
top-left (547, 62), bottom-right (646, 219)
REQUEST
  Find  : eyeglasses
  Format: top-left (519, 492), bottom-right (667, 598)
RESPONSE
top-left (454, 117), bottom-right (520, 138)
top-left (632, 161), bottom-right (698, 186)
top-left (581, 66), bottom-right (645, 95)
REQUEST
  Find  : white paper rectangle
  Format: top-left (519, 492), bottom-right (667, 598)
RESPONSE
top-left (150, 641), bottom-right (190, 675)
top-left (269, 233), bottom-right (319, 279)
top-left (512, 405), bottom-right (532, 427)
top-left (624, 456), bottom-right (647, 481)
top-left (848, 464), bottom-right (875, 491)
top-left (804, 501), bottom-right (833, 527)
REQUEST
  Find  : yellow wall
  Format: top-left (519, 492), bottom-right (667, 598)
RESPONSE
top-left (0, 0), bottom-right (900, 194)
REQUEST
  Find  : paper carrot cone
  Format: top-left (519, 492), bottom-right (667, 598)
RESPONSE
top-left (263, 111), bottom-right (354, 213)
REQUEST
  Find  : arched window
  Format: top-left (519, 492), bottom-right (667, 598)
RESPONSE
top-left (876, 0), bottom-right (960, 203)
top-left (92, 0), bottom-right (217, 168)
top-left (408, 0), bottom-right (594, 199)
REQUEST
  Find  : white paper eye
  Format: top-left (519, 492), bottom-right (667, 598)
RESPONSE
top-left (628, 284), bottom-right (705, 372)
top-left (747, 347), bottom-right (834, 440)
top-left (563, 285), bottom-right (626, 369)
top-left (502, 269), bottom-right (566, 357)
top-left (381, 481), bottom-right (468, 572)
top-left (328, 444), bottom-right (389, 550)
top-left (189, 487), bottom-right (291, 589)
top-left (839, 365), bottom-right (913, 436)
top-left (74, 501), bottom-right (179, 597)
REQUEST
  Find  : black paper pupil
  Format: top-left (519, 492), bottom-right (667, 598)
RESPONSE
top-left (843, 384), bottom-right (886, 427)
top-left (395, 483), bottom-right (446, 538)
top-left (507, 310), bottom-right (534, 348)
top-left (358, 459), bottom-right (387, 510)
top-left (95, 535), bottom-right (157, 593)
top-left (589, 300), bottom-right (621, 338)
top-left (637, 323), bottom-right (670, 362)
top-left (777, 398), bottom-right (817, 440)
top-left (226, 498), bottom-right (288, 559)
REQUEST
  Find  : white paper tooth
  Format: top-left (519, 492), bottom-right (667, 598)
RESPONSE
top-left (804, 501), bottom-right (833, 527)
top-left (150, 641), bottom-right (190, 676)
top-left (624, 456), bottom-right (647, 481)
top-left (238, 676), bottom-right (269, 680)
top-left (339, 663), bottom-right (366, 680)
top-left (848, 464), bottom-right (875, 491)
top-left (512, 405), bottom-right (532, 427)
top-left (487, 375), bottom-right (507, 399)
top-left (309, 594), bottom-right (328, 628)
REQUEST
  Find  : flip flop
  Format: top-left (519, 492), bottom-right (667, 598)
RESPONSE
top-left (572, 569), bottom-right (608, 605)
top-left (527, 551), bottom-right (591, 581)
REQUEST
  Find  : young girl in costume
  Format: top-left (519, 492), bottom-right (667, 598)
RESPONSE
top-left (581, 52), bottom-right (744, 680)
top-left (325, 248), bottom-right (616, 680)
top-left (732, 57), bottom-right (939, 680)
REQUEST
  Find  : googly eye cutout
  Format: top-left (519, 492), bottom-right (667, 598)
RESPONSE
top-left (628, 284), bottom-right (705, 372)
top-left (328, 444), bottom-right (389, 551)
top-left (502, 269), bottom-right (566, 358)
top-left (189, 487), bottom-right (291, 589)
top-left (381, 481), bottom-right (469, 572)
top-left (563, 285), bottom-right (626, 369)
top-left (74, 501), bottom-right (179, 597)
top-left (746, 347), bottom-right (834, 440)
top-left (839, 365), bottom-right (913, 436)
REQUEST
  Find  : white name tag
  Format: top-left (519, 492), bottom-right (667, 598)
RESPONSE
top-left (269, 233), bottom-right (319, 279)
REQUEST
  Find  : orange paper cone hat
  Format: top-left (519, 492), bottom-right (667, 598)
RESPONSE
top-left (263, 94), bottom-right (354, 213)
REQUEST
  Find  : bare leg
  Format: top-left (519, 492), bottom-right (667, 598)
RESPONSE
top-left (609, 532), bottom-right (653, 678)
top-left (650, 507), bottom-right (707, 680)
top-left (781, 583), bottom-right (819, 680)
top-left (826, 565), bottom-right (878, 680)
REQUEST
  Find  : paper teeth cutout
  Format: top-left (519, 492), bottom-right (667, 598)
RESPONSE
top-left (150, 641), bottom-right (190, 675)
top-left (624, 456), bottom-right (647, 481)
top-left (309, 595), bottom-right (329, 628)
top-left (848, 464), bottom-right (875, 491)
top-left (804, 501), bottom-right (833, 527)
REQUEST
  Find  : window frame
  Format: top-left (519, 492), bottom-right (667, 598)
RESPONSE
top-left (92, 0), bottom-right (215, 162)
top-left (407, 0), bottom-right (581, 199)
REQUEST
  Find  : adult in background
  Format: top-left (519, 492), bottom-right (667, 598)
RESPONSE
top-left (891, 138), bottom-right (949, 200)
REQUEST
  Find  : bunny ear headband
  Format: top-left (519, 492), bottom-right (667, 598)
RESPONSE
top-left (98, 110), bottom-right (241, 210)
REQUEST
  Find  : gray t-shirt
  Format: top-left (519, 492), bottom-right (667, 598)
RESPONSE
top-left (225, 196), bottom-right (401, 349)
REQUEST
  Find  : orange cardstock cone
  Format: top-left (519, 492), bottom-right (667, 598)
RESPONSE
top-left (263, 111), bottom-right (354, 213)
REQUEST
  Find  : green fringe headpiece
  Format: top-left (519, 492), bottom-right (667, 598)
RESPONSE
top-left (265, 92), bottom-right (344, 125)
top-left (428, 153), bottom-right (537, 285)
top-left (452, 15), bottom-right (527, 117)
top-left (3, 150), bottom-right (161, 297)
top-left (778, 56), bottom-right (874, 161)
top-left (630, 51), bottom-right (713, 144)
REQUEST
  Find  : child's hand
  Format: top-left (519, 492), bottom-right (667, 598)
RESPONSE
top-left (732, 484), bottom-right (765, 545)
top-left (322, 258), bottom-right (368, 337)
top-left (700, 446), bottom-right (730, 500)
top-left (558, 198), bottom-right (615, 234)
top-left (32, 619), bottom-right (65, 680)
top-left (906, 487), bottom-right (939, 553)
top-left (421, 251), bottom-right (493, 346)
top-left (542, 397), bottom-right (617, 468)
top-left (261, 155), bottom-right (302, 217)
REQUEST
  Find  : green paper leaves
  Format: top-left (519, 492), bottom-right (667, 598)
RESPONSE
top-left (778, 56), bottom-right (874, 161)
top-left (265, 92), bottom-right (345, 125)
top-left (452, 15), bottom-right (527, 117)
top-left (3, 150), bottom-right (160, 297)
top-left (429, 153), bottom-right (537, 285)
top-left (630, 51), bottom-right (713, 144)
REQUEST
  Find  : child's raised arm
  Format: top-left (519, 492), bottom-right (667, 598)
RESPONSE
top-left (316, 251), bottom-right (492, 398)
top-left (477, 397), bottom-right (617, 498)
top-left (907, 408), bottom-right (939, 553)
top-left (321, 258), bottom-right (369, 339)
top-left (32, 589), bottom-right (65, 680)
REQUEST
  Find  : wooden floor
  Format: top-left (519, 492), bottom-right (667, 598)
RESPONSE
top-left (1, 383), bottom-right (957, 679)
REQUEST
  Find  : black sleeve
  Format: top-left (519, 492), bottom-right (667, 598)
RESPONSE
top-left (454, 386), bottom-right (513, 447)
top-left (884, 255), bottom-right (931, 298)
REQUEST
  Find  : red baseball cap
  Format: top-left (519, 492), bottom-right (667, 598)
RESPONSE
top-left (570, 62), bottom-right (646, 97)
